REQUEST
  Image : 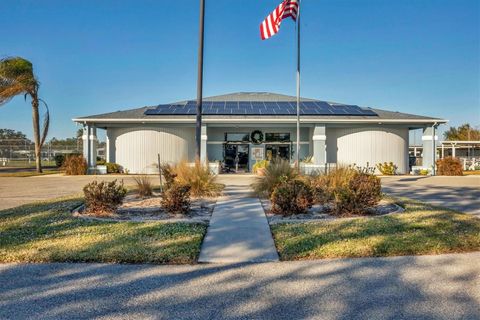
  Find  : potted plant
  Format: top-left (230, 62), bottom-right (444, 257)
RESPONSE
top-left (253, 160), bottom-right (269, 176)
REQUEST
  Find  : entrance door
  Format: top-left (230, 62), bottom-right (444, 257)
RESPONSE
top-left (266, 144), bottom-right (290, 161)
top-left (224, 144), bottom-right (249, 173)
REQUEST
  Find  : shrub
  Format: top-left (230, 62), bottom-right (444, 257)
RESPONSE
top-left (159, 163), bottom-right (177, 190)
top-left (173, 161), bottom-right (222, 197)
top-left (54, 154), bottom-right (65, 167)
top-left (161, 183), bottom-right (191, 214)
top-left (105, 162), bottom-right (122, 174)
top-left (97, 159), bottom-right (106, 166)
top-left (332, 172), bottom-right (382, 216)
top-left (312, 167), bottom-right (356, 204)
top-left (253, 159), bottom-right (298, 197)
top-left (270, 179), bottom-right (313, 215)
top-left (62, 154), bottom-right (87, 175)
top-left (83, 180), bottom-right (127, 215)
top-left (376, 162), bottom-right (398, 175)
top-left (312, 167), bottom-right (382, 216)
top-left (436, 157), bottom-right (463, 176)
top-left (419, 169), bottom-right (430, 176)
top-left (134, 175), bottom-right (153, 198)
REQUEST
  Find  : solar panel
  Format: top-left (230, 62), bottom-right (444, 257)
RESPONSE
top-left (144, 100), bottom-right (378, 117)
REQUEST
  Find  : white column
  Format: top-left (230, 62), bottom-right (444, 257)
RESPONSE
top-left (422, 126), bottom-right (438, 169)
top-left (312, 124), bottom-right (327, 165)
top-left (89, 126), bottom-right (97, 168)
top-left (82, 125), bottom-right (90, 165)
top-left (452, 144), bottom-right (456, 158)
top-left (200, 124), bottom-right (207, 163)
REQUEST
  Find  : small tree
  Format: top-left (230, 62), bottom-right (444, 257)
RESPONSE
top-left (444, 124), bottom-right (480, 141)
top-left (0, 57), bottom-right (49, 172)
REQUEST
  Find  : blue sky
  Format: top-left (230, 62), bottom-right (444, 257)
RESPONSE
top-left (0, 0), bottom-right (479, 141)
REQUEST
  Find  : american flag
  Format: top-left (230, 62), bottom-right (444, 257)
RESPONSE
top-left (260, 0), bottom-right (299, 40)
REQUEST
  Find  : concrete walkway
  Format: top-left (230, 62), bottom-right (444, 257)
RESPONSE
top-left (199, 182), bottom-right (279, 263)
top-left (1, 252), bottom-right (479, 319)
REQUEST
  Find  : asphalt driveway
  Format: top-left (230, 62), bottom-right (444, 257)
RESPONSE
top-left (382, 176), bottom-right (480, 216)
top-left (0, 174), bottom-right (254, 211)
top-left (0, 252), bottom-right (478, 320)
top-left (0, 174), bottom-right (140, 210)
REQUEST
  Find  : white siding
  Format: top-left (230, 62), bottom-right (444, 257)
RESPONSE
top-left (109, 127), bottom-right (195, 174)
top-left (327, 127), bottom-right (409, 174)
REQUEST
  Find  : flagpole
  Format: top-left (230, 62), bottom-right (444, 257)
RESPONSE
top-left (195, 0), bottom-right (205, 161)
top-left (295, 0), bottom-right (301, 168)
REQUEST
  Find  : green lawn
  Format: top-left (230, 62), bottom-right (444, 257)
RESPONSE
top-left (2, 160), bottom-right (57, 167)
top-left (0, 169), bottom-right (60, 177)
top-left (271, 198), bottom-right (480, 260)
top-left (0, 198), bottom-right (207, 264)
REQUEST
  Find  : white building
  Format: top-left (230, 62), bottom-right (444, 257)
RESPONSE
top-left (73, 92), bottom-right (447, 174)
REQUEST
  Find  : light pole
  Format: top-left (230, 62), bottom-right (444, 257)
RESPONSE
top-left (195, 0), bottom-right (205, 161)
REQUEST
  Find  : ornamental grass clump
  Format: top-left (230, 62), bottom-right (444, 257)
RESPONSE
top-left (173, 161), bottom-right (222, 197)
top-left (312, 167), bottom-right (382, 216)
top-left (83, 180), bottom-right (127, 216)
top-left (253, 159), bottom-right (298, 197)
top-left (436, 157), bottom-right (463, 176)
top-left (134, 175), bottom-right (153, 198)
top-left (270, 179), bottom-right (313, 215)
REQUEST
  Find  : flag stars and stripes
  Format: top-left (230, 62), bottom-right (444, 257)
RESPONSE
top-left (260, 0), bottom-right (299, 40)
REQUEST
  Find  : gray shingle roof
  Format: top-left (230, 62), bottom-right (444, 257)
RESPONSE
top-left (73, 92), bottom-right (446, 123)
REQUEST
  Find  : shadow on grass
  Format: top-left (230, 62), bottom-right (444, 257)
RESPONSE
top-left (0, 198), bottom-right (206, 264)
top-left (272, 198), bottom-right (480, 260)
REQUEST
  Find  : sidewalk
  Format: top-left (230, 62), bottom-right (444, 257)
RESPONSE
top-left (199, 184), bottom-right (279, 263)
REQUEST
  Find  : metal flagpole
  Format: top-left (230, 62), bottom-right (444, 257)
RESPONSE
top-left (295, 0), bottom-right (301, 168)
top-left (195, 0), bottom-right (205, 161)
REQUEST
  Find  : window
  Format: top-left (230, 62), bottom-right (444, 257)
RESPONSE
top-left (225, 133), bottom-right (250, 142)
top-left (265, 133), bottom-right (290, 142)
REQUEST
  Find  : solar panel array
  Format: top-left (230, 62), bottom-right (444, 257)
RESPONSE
top-left (144, 100), bottom-right (377, 116)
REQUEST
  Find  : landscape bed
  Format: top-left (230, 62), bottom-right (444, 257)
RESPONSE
top-left (0, 197), bottom-right (207, 264)
top-left (270, 197), bottom-right (480, 260)
top-left (76, 191), bottom-right (216, 224)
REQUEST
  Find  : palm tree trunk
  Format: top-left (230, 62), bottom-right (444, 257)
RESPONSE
top-left (31, 94), bottom-right (43, 173)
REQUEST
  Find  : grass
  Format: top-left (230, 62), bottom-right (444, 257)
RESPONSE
top-left (0, 197), bottom-right (207, 264)
top-left (1, 160), bottom-right (56, 167)
top-left (463, 170), bottom-right (480, 175)
top-left (0, 169), bottom-right (60, 177)
top-left (271, 197), bottom-right (480, 260)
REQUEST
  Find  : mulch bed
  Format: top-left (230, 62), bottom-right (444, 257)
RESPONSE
top-left (260, 198), bottom-right (404, 224)
top-left (74, 192), bottom-right (216, 224)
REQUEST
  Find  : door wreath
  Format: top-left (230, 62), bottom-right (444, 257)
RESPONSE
top-left (251, 130), bottom-right (264, 144)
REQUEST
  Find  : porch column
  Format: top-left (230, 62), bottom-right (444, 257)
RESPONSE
top-left (82, 125), bottom-right (90, 166)
top-left (312, 124), bottom-right (327, 165)
top-left (422, 126), bottom-right (437, 170)
top-left (200, 124), bottom-right (207, 163)
top-left (89, 126), bottom-right (97, 168)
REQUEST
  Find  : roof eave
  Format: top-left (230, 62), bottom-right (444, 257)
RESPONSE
top-left (72, 117), bottom-right (448, 125)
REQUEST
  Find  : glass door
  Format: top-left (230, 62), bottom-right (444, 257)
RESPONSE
top-left (223, 144), bottom-right (250, 173)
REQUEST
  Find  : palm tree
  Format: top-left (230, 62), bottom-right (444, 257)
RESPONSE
top-left (0, 57), bottom-right (49, 173)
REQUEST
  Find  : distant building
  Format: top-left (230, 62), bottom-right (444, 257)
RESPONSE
top-left (73, 92), bottom-right (447, 174)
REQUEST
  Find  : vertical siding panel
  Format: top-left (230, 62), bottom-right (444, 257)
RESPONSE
top-left (111, 127), bottom-right (195, 174)
top-left (335, 126), bottom-right (408, 173)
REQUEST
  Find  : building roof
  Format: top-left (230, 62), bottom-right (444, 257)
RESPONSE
top-left (73, 92), bottom-right (447, 125)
